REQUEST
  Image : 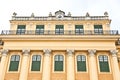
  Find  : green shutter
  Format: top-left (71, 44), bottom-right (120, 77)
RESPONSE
top-left (9, 61), bottom-right (19, 71)
top-left (56, 25), bottom-right (64, 29)
top-left (94, 25), bottom-right (102, 29)
top-left (18, 25), bottom-right (26, 29)
top-left (75, 25), bottom-right (83, 29)
top-left (99, 62), bottom-right (110, 72)
top-left (31, 61), bottom-right (41, 71)
top-left (54, 61), bottom-right (63, 71)
top-left (77, 61), bottom-right (86, 71)
top-left (36, 25), bottom-right (44, 29)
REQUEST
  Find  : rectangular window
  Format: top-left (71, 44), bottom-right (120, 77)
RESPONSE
top-left (16, 25), bottom-right (26, 34)
top-left (9, 55), bottom-right (20, 71)
top-left (55, 25), bottom-right (64, 35)
top-left (54, 55), bottom-right (64, 71)
top-left (94, 25), bottom-right (103, 34)
top-left (75, 25), bottom-right (84, 34)
top-left (35, 25), bottom-right (44, 35)
top-left (31, 55), bottom-right (41, 71)
top-left (77, 55), bottom-right (86, 71)
top-left (99, 55), bottom-right (110, 72)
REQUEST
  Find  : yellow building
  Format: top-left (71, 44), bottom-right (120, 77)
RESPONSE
top-left (0, 10), bottom-right (120, 80)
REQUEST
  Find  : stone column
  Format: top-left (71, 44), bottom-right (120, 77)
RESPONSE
top-left (0, 49), bottom-right (9, 80)
top-left (67, 49), bottom-right (75, 80)
top-left (110, 50), bottom-right (120, 80)
top-left (88, 49), bottom-right (98, 80)
top-left (42, 49), bottom-right (51, 80)
top-left (19, 49), bottom-right (30, 80)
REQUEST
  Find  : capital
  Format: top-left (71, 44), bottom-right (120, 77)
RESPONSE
top-left (67, 49), bottom-right (74, 56)
top-left (43, 49), bottom-right (51, 56)
top-left (110, 49), bottom-right (118, 56)
top-left (1, 49), bottom-right (9, 56)
top-left (88, 49), bottom-right (96, 56)
top-left (22, 49), bottom-right (30, 56)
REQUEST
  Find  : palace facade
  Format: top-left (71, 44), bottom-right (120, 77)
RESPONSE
top-left (0, 10), bottom-right (120, 80)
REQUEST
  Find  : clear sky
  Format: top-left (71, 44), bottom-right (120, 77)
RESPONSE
top-left (0, 0), bottom-right (120, 31)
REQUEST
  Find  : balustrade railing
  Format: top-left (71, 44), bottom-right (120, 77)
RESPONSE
top-left (0, 30), bottom-right (119, 35)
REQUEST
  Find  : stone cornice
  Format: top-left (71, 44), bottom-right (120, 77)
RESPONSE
top-left (0, 35), bottom-right (120, 41)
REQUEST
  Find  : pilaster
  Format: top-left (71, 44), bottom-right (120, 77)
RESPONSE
top-left (67, 49), bottom-right (75, 80)
top-left (19, 49), bottom-right (30, 80)
top-left (0, 49), bottom-right (9, 80)
top-left (88, 49), bottom-right (98, 80)
top-left (42, 49), bottom-right (51, 80)
top-left (110, 49), bottom-right (120, 80)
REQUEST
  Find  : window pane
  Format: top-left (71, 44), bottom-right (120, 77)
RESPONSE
top-left (99, 55), bottom-right (110, 72)
top-left (59, 55), bottom-right (63, 61)
top-left (32, 55), bottom-right (36, 61)
top-left (17, 25), bottom-right (26, 34)
top-left (11, 55), bottom-right (15, 61)
top-left (77, 55), bottom-right (86, 71)
top-left (15, 55), bottom-right (20, 61)
top-left (37, 55), bottom-right (41, 61)
top-left (55, 55), bottom-right (59, 61)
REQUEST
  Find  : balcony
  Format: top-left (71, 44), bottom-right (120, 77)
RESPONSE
top-left (0, 30), bottom-right (119, 35)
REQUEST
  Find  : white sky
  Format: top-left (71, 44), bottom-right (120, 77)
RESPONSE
top-left (0, 0), bottom-right (120, 32)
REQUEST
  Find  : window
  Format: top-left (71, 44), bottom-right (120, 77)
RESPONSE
top-left (16, 25), bottom-right (26, 34)
top-left (75, 25), bottom-right (84, 34)
top-left (9, 55), bottom-right (20, 71)
top-left (98, 55), bottom-right (110, 72)
top-left (55, 25), bottom-right (64, 35)
top-left (77, 55), bottom-right (86, 71)
top-left (35, 25), bottom-right (44, 34)
top-left (54, 55), bottom-right (64, 71)
top-left (31, 55), bottom-right (41, 71)
top-left (94, 25), bottom-right (103, 34)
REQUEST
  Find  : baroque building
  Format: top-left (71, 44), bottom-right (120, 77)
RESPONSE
top-left (0, 10), bottom-right (120, 80)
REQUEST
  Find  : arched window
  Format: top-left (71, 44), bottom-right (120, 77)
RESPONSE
top-left (31, 55), bottom-right (41, 71)
top-left (98, 55), bottom-right (110, 72)
top-left (9, 55), bottom-right (20, 71)
top-left (77, 55), bottom-right (86, 71)
top-left (54, 55), bottom-right (64, 71)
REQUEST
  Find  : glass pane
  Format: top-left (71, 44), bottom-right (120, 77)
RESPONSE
top-left (55, 55), bottom-right (59, 61)
top-left (32, 55), bottom-right (36, 61)
top-left (82, 56), bottom-right (86, 61)
top-left (15, 55), bottom-right (20, 61)
top-left (11, 55), bottom-right (15, 61)
top-left (77, 55), bottom-right (81, 61)
top-left (104, 56), bottom-right (108, 62)
top-left (59, 55), bottom-right (63, 61)
top-left (37, 55), bottom-right (41, 61)
top-left (99, 56), bottom-right (103, 62)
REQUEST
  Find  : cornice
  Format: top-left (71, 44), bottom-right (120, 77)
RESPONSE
top-left (0, 35), bottom-right (120, 41)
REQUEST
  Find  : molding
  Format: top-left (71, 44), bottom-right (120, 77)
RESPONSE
top-left (88, 49), bottom-right (96, 56)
